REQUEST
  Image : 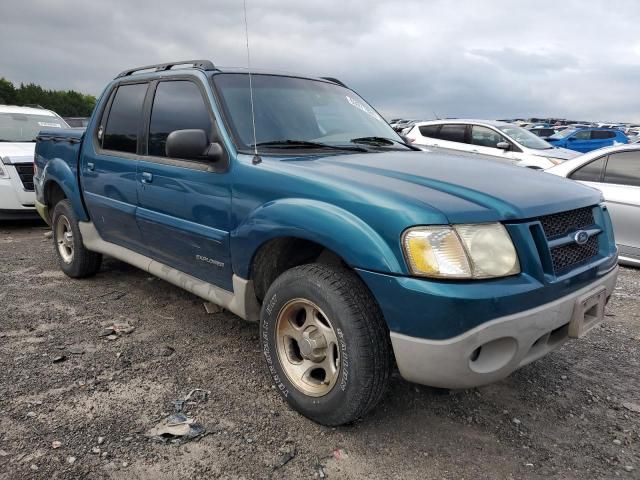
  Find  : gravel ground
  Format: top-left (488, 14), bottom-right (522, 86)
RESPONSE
top-left (1, 220), bottom-right (639, 480)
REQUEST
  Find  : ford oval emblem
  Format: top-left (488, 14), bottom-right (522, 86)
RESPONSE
top-left (574, 230), bottom-right (589, 245)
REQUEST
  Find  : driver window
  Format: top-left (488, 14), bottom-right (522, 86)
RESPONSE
top-left (573, 130), bottom-right (591, 140)
top-left (471, 125), bottom-right (504, 148)
top-left (148, 81), bottom-right (212, 158)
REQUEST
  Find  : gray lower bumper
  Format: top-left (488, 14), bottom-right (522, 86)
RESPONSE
top-left (391, 267), bottom-right (619, 389)
top-left (0, 208), bottom-right (41, 220)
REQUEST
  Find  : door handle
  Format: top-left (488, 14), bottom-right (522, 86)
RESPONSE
top-left (87, 162), bottom-right (95, 171)
top-left (141, 172), bottom-right (153, 184)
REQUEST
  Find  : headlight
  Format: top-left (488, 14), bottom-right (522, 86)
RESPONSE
top-left (0, 158), bottom-right (9, 179)
top-left (402, 223), bottom-right (520, 279)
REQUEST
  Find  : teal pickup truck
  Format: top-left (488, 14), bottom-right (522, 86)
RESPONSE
top-left (34, 60), bottom-right (618, 425)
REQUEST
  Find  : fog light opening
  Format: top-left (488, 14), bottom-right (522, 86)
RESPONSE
top-left (468, 337), bottom-right (518, 374)
top-left (470, 347), bottom-right (481, 362)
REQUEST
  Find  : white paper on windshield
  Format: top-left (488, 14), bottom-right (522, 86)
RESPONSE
top-left (345, 95), bottom-right (384, 122)
top-left (38, 122), bottom-right (62, 128)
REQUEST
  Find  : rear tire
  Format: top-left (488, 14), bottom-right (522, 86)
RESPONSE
top-left (52, 199), bottom-right (102, 278)
top-left (260, 263), bottom-right (391, 426)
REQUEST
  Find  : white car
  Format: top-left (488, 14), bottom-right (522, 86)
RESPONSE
top-left (0, 105), bottom-right (69, 219)
top-left (405, 119), bottom-right (581, 169)
top-left (546, 144), bottom-right (640, 266)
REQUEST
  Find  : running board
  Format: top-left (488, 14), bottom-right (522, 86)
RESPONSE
top-left (79, 222), bottom-right (261, 321)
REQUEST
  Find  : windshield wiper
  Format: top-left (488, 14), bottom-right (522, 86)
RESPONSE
top-left (251, 140), bottom-right (367, 152)
top-left (350, 136), bottom-right (414, 149)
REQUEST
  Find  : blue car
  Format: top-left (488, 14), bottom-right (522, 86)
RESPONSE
top-left (547, 128), bottom-right (628, 153)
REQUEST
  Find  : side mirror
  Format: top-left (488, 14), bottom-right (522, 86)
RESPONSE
top-left (496, 141), bottom-right (510, 150)
top-left (166, 129), bottom-right (223, 163)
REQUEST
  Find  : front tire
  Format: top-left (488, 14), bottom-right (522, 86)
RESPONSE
top-left (260, 263), bottom-right (391, 426)
top-left (52, 199), bottom-right (102, 278)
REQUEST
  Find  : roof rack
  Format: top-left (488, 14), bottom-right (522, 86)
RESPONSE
top-left (115, 60), bottom-right (216, 79)
top-left (320, 77), bottom-right (348, 88)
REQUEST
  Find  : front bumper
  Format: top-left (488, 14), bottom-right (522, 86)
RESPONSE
top-left (389, 266), bottom-right (618, 389)
top-left (0, 175), bottom-right (37, 218)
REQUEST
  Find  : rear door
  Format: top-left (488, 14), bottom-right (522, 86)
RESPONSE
top-left (428, 124), bottom-right (470, 151)
top-left (135, 78), bottom-right (233, 290)
top-left (601, 150), bottom-right (640, 259)
top-left (414, 124), bottom-right (441, 145)
top-left (81, 82), bottom-right (148, 251)
top-left (590, 130), bottom-right (615, 150)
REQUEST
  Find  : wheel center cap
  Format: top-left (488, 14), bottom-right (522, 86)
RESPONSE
top-left (300, 327), bottom-right (327, 362)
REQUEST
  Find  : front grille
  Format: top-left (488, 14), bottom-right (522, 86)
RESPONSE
top-left (538, 206), bottom-right (599, 274)
top-left (539, 206), bottom-right (595, 238)
top-left (551, 235), bottom-right (599, 273)
top-left (14, 164), bottom-right (34, 191)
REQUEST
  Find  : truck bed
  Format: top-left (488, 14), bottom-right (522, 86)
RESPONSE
top-left (35, 128), bottom-right (84, 171)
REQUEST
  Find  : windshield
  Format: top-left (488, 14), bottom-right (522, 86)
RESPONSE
top-left (496, 124), bottom-right (553, 150)
top-left (550, 128), bottom-right (576, 140)
top-left (212, 73), bottom-right (403, 150)
top-left (0, 113), bottom-right (67, 142)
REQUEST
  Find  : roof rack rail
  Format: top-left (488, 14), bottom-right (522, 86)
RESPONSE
top-left (115, 60), bottom-right (216, 79)
top-left (320, 77), bottom-right (348, 88)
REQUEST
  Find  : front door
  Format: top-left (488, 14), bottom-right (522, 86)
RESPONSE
top-left (81, 82), bottom-right (148, 252)
top-left (135, 79), bottom-right (233, 290)
top-left (469, 125), bottom-right (516, 164)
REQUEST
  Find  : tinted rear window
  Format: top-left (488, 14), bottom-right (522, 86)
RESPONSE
top-left (437, 124), bottom-right (467, 143)
top-left (569, 156), bottom-right (606, 182)
top-left (604, 151), bottom-right (640, 187)
top-left (102, 83), bottom-right (148, 153)
top-left (419, 125), bottom-right (440, 138)
top-left (591, 130), bottom-right (616, 140)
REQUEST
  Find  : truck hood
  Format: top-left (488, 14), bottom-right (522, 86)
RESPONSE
top-left (275, 149), bottom-right (602, 224)
top-left (527, 146), bottom-right (580, 161)
top-left (0, 142), bottom-right (35, 163)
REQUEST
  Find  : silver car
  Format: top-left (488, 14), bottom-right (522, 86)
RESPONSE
top-left (546, 145), bottom-right (640, 266)
top-left (405, 119), bottom-right (581, 169)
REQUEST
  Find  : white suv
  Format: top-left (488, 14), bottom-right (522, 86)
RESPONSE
top-left (0, 105), bottom-right (69, 219)
top-left (405, 119), bottom-right (581, 169)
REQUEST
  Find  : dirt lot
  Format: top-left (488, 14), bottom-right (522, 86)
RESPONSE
top-left (0, 220), bottom-right (639, 480)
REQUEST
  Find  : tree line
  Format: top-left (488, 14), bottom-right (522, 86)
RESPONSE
top-left (0, 78), bottom-right (96, 117)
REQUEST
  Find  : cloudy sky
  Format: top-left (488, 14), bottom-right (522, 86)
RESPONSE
top-left (2, 0), bottom-right (639, 122)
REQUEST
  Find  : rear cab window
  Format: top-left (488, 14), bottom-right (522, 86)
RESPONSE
top-left (102, 83), bottom-right (148, 153)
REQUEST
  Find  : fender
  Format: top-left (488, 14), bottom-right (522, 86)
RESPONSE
top-left (41, 157), bottom-right (89, 221)
top-left (231, 198), bottom-right (403, 278)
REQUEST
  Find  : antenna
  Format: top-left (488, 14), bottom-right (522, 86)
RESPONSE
top-left (243, 0), bottom-right (261, 165)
